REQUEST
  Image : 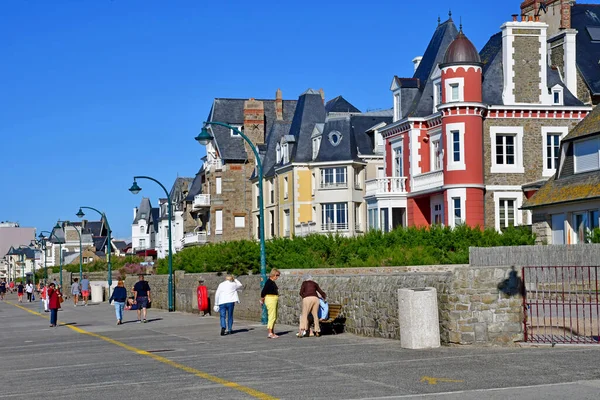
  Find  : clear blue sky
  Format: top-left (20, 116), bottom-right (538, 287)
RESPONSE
top-left (1, 0), bottom-right (519, 240)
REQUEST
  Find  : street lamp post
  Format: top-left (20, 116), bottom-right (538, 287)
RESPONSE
top-left (76, 207), bottom-right (113, 289)
top-left (61, 221), bottom-right (83, 282)
top-left (128, 176), bottom-right (174, 312)
top-left (36, 233), bottom-right (48, 280)
top-left (41, 229), bottom-right (63, 288)
top-left (195, 122), bottom-right (268, 324)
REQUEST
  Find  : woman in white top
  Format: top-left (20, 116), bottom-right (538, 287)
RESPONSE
top-left (214, 275), bottom-right (243, 336)
top-left (25, 281), bottom-right (34, 302)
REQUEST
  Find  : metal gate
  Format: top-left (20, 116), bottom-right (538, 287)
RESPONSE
top-left (523, 266), bottom-right (600, 344)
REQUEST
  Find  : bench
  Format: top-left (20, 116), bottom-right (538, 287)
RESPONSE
top-left (319, 304), bottom-right (344, 335)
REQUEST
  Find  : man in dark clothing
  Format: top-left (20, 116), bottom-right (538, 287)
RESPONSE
top-left (0, 279), bottom-right (6, 300)
top-left (133, 274), bottom-right (151, 323)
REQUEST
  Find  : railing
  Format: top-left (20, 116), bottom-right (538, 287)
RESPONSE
top-left (411, 170), bottom-right (444, 193)
top-left (365, 177), bottom-right (408, 196)
top-left (321, 223), bottom-right (349, 232)
top-left (183, 231), bottom-right (208, 246)
top-left (203, 159), bottom-right (223, 172)
top-left (320, 182), bottom-right (348, 190)
top-left (295, 222), bottom-right (317, 237)
top-left (193, 194), bottom-right (210, 209)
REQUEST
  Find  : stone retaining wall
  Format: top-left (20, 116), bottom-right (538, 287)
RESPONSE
top-left (51, 264), bottom-right (523, 346)
top-left (470, 244), bottom-right (600, 267)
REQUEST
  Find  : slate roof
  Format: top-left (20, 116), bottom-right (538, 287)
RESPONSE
top-left (86, 221), bottom-right (104, 237)
top-left (93, 236), bottom-right (107, 252)
top-left (112, 241), bottom-right (128, 251)
top-left (288, 91), bottom-right (327, 163)
top-left (207, 98), bottom-right (297, 161)
top-left (133, 198), bottom-right (152, 224)
top-left (407, 19), bottom-right (459, 117)
top-left (185, 169), bottom-right (204, 201)
top-left (325, 96), bottom-right (361, 114)
top-left (263, 120), bottom-right (293, 177)
top-left (151, 207), bottom-right (160, 233)
top-left (571, 4), bottom-right (600, 96)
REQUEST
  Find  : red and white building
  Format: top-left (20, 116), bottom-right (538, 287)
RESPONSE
top-left (367, 15), bottom-right (592, 231)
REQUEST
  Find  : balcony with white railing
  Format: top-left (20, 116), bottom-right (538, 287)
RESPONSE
top-left (183, 231), bottom-right (208, 246)
top-left (295, 222), bottom-right (318, 237)
top-left (320, 222), bottom-right (349, 232)
top-left (319, 182), bottom-right (348, 190)
top-left (193, 194), bottom-right (210, 209)
top-left (365, 177), bottom-right (408, 197)
top-left (411, 170), bottom-right (444, 193)
top-left (203, 159), bottom-right (223, 173)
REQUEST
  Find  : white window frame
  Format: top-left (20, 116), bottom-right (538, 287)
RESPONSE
top-left (574, 137), bottom-right (600, 173)
top-left (493, 191), bottom-right (523, 231)
top-left (320, 167), bottom-right (347, 188)
top-left (445, 77), bottom-right (464, 102)
top-left (429, 131), bottom-right (443, 171)
top-left (230, 125), bottom-right (242, 137)
top-left (447, 188), bottom-right (466, 228)
top-left (312, 136), bottom-right (321, 160)
top-left (541, 127), bottom-right (568, 177)
top-left (446, 122), bottom-right (465, 171)
top-left (283, 176), bottom-right (289, 199)
top-left (392, 140), bottom-right (404, 177)
top-left (139, 225), bottom-right (144, 234)
top-left (551, 85), bottom-right (563, 105)
top-left (216, 177), bottom-right (222, 194)
top-left (322, 202), bottom-right (348, 230)
top-left (490, 126), bottom-right (524, 174)
top-left (215, 210), bottom-right (223, 234)
top-left (394, 92), bottom-right (401, 121)
top-left (234, 216), bottom-right (245, 228)
top-left (282, 143), bottom-right (289, 163)
top-left (283, 209), bottom-right (290, 236)
top-left (433, 79), bottom-right (442, 111)
top-left (311, 172), bottom-right (316, 196)
top-left (276, 144), bottom-right (281, 163)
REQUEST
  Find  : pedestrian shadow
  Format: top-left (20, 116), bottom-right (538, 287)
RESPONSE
top-left (147, 318), bottom-right (163, 323)
top-left (229, 328), bottom-right (253, 335)
top-left (275, 330), bottom-right (293, 337)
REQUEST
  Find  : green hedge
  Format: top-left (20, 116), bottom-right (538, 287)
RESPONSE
top-left (155, 225), bottom-right (535, 276)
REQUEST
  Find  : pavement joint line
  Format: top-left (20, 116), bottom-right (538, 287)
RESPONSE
top-left (7, 301), bottom-right (278, 400)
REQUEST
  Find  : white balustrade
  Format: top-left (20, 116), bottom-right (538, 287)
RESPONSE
top-left (365, 177), bottom-right (408, 196)
top-left (411, 170), bottom-right (444, 192)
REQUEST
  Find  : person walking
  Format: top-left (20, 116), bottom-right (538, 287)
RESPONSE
top-left (9, 280), bottom-right (15, 293)
top-left (71, 278), bottom-right (81, 306)
top-left (109, 280), bottom-right (128, 325)
top-left (47, 283), bottom-right (62, 327)
top-left (133, 274), bottom-right (151, 323)
top-left (260, 269), bottom-right (281, 339)
top-left (40, 282), bottom-right (49, 312)
top-left (214, 275), bottom-right (243, 336)
top-left (25, 281), bottom-right (34, 302)
top-left (297, 275), bottom-right (326, 338)
top-left (80, 275), bottom-right (90, 306)
top-left (17, 282), bottom-right (24, 302)
top-left (0, 279), bottom-right (6, 300)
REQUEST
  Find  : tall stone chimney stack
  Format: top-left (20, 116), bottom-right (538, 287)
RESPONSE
top-left (243, 98), bottom-right (265, 161)
top-left (275, 88), bottom-right (283, 120)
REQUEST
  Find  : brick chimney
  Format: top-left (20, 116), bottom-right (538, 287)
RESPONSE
top-left (243, 98), bottom-right (265, 160)
top-left (520, 0), bottom-right (571, 36)
top-left (319, 88), bottom-right (325, 104)
top-left (275, 88), bottom-right (283, 120)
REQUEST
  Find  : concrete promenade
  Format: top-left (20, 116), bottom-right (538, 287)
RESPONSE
top-left (1, 293), bottom-right (600, 399)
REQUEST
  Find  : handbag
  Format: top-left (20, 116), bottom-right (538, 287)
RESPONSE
top-left (213, 305), bottom-right (220, 313)
top-left (32, 294), bottom-right (35, 301)
top-left (59, 295), bottom-right (64, 304)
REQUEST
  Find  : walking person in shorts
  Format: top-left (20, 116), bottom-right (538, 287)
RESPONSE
top-left (133, 274), bottom-right (151, 323)
top-left (71, 278), bottom-right (81, 306)
top-left (17, 282), bottom-right (24, 302)
top-left (80, 275), bottom-right (90, 306)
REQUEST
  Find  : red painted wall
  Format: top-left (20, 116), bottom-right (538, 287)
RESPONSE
top-left (465, 188), bottom-right (485, 228)
top-left (442, 114), bottom-right (484, 186)
top-left (408, 196), bottom-right (430, 227)
top-left (441, 66), bottom-right (482, 103)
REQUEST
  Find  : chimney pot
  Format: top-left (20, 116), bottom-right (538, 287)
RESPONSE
top-left (528, 15), bottom-right (533, 22)
top-left (535, 14), bottom-right (540, 22)
top-left (521, 13), bottom-right (526, 21)
top-left (512, 14), bottom-right (518, 22)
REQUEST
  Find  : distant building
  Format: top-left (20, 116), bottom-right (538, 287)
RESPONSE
top-left (0, 223), bottom-right (36, 280)
top-left (131, 198), bottom-right (159, 254)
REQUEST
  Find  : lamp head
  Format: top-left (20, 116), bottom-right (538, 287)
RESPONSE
top-left (195, 127), bottom-right (214, 146)
top-left (129, 180), bottom-right (142, 195)
top-left (38, 233), bottom-right (45, 240)
top-left (54, 222), bottom-right (61, 230)
top-left (76, 208), bottom-right (85, 218)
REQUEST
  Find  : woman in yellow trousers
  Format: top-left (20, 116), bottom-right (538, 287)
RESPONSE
top-left (260, 269), bottom-right (281, 338)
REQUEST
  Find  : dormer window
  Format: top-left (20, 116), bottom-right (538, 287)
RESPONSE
top-left (445, 78), bottom-right (464, 103)
top-left (433, 79), bottom-right (442, 111)
top-left (551, 85), bottom-right (563, 105)
top-left (312, 136), bottom-right (322, 160)
top-left (574, 137), bottom-right (600, 173)
top-left (328, 130), bottom-right (342, 146)
top-left (394, 92), bottom-right (401, 121)
top-left (276, 143), bottom-right (281, 163)
top-left (230, 125), bottom-right (243, 137)
top-left (282, 143), bottom-right (289, 163)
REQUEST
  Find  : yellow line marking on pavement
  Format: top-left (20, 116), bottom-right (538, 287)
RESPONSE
top-left (420, 376), bottom-right (464, 385)
top-left (8, 302), bottom-right (277, 400)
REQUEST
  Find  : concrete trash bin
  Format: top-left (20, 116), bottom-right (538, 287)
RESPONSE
top-left (91, 284), bottom-right (104, 303)
top-left (398, 287), bottom-right (440, 349)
